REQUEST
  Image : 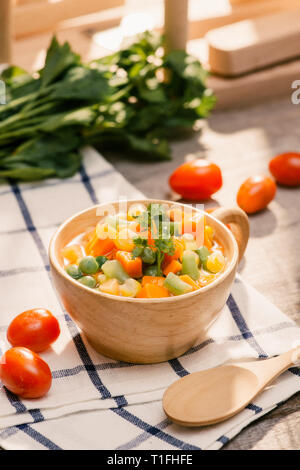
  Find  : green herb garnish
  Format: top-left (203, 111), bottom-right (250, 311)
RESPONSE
top-left (133, 204), bottom-right (175, 275)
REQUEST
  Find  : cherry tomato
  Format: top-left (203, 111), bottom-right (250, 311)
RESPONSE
top-left (0, 347), bottom-right (52, 399)
top-left (237, 175), bottom-right (276, 214)
top-left (7, 308), bottom-right (60, 352)
top-left (269, 152), bottom-right (300, 186)
top-left (169, 160), bottom-right (222, 200)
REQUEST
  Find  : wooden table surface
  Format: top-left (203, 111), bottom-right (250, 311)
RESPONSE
top-left (109, 96), bottom-right (300, 450)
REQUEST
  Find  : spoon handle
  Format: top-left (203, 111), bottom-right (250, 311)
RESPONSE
top-left (235, 345), bottom-right (300, 389)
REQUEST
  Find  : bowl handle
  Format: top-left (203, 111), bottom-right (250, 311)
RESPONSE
top-left (212, 207), bottom-right (249, 263)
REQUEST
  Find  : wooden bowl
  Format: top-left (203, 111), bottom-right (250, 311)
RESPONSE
top-left (49, 200), bottom-right (249, 364)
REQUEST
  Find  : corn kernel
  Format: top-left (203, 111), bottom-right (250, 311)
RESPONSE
top-left (205, 225), bottom-right (214, 241)
top-left (99, 278), bottom-right (120, 295)
top-left (95, 273), bottom-right (107, 284)
top-left (206, 252), bottom-right (225, 273)
top-left (119, 278), bottom-right (142, 297)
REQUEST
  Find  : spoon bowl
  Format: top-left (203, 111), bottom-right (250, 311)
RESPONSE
top-left (164, 366), bottom-right (259, 426)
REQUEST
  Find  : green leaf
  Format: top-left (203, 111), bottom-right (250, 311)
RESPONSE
top-left (138, 84), bottom-right (166, 103)
top-left (1, 65), bottom-right (30, 85)
top-left (127, 134), bottom-right (171, 160)
top-left (165, 50), bottom-right (207, 85)
top-left (41, 36), bottom-right (80, 88)
top-left (38, 107), bottom-right (96, 132)
top-left (51, 67), bottom-right (113, 102)
top-left (0, 149), bottom-right (81, 181)
top-left (0, 33), bottom-right (215, 183)
top-left (0, 166), bottom-right (55, 181)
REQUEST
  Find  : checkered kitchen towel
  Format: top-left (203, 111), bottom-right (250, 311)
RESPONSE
top-left (0, 146), bottom-right (299, 450)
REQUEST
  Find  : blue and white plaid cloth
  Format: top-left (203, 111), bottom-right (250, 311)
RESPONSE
top-left (0, 147), bottom-right (299, 450)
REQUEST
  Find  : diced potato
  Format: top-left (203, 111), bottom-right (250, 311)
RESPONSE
top-left (62, 244), bottom-right (83, 264)
top-left (119, 278), bottom-right (142, 297)
top-left (99, 278), bottom-right (120, 296)
top-left (95, 273), bottom-right (107, 284)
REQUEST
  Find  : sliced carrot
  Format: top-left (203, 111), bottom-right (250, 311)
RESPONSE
top-left (137, 283), bottom-right (169, 298)
top-left (84, 228), bottom-right (116, 257)
top-left (62, 244), bottom-right (83, 264)
top-left (136, 286), bottom-right (148, 298)
top-left (179, 274), bottom-right (200, 291)
top-left (145, 284), bottom-right (170, 298)
top-left (163, 259), bottom-right (182, 276)
top-left (174, 238), bottom-right (185, 261)
top-left (141, 276), bottom-right (165, 287)
top-left (116, 251), bottom-right (142, 278)
top-left (204, 228), bottom-right (213, 250)
top-left (106, 247), bottom-right (119, 260)
top-left (88, 237), bottom-right (115, 257)
top-left (85, 229), bottom-right (98, 253)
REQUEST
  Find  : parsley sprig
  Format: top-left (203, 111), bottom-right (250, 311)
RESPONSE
top-left (133, 204), bottom-right (175, 276)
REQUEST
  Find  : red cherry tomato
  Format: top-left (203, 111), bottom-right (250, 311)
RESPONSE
top-left (269, 152), bottom-right (300, 186)
top-left (237, 175), bottom-right (277, 214)
top-left (0, 347), bottom-right (52, 399)
top-left (7, 308), bottom-right (60, 352)
top-left (169, 160), bottom-right (223, 200)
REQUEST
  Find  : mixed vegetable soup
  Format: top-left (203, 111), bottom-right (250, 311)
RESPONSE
top-left (61, 204), bottom-right (226, 298)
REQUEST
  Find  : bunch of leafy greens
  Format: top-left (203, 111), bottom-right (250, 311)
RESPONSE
top-left (0, 32), bottom-right (215, 182)
top-left (133, 203), bottom-right (175, 276)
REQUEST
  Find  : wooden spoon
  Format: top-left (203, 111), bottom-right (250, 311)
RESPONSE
top-left (163, 346), bottom-right (300, 427)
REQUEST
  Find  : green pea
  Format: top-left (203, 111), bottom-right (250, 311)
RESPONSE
top-left (78, 276), bottom-right (96, 288)
top-left (79, 256), bottom-right (99, 274)
top-left (132, 246), bottom-right (143, 258)
top-left (65, 264), bottom-right (82, 279)
top-left (141, 247), bottom-right (156, 264)
top-left (144, 265), bottom-right (158, 276)
top-left (95, 256), bottom-right (108, 268)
